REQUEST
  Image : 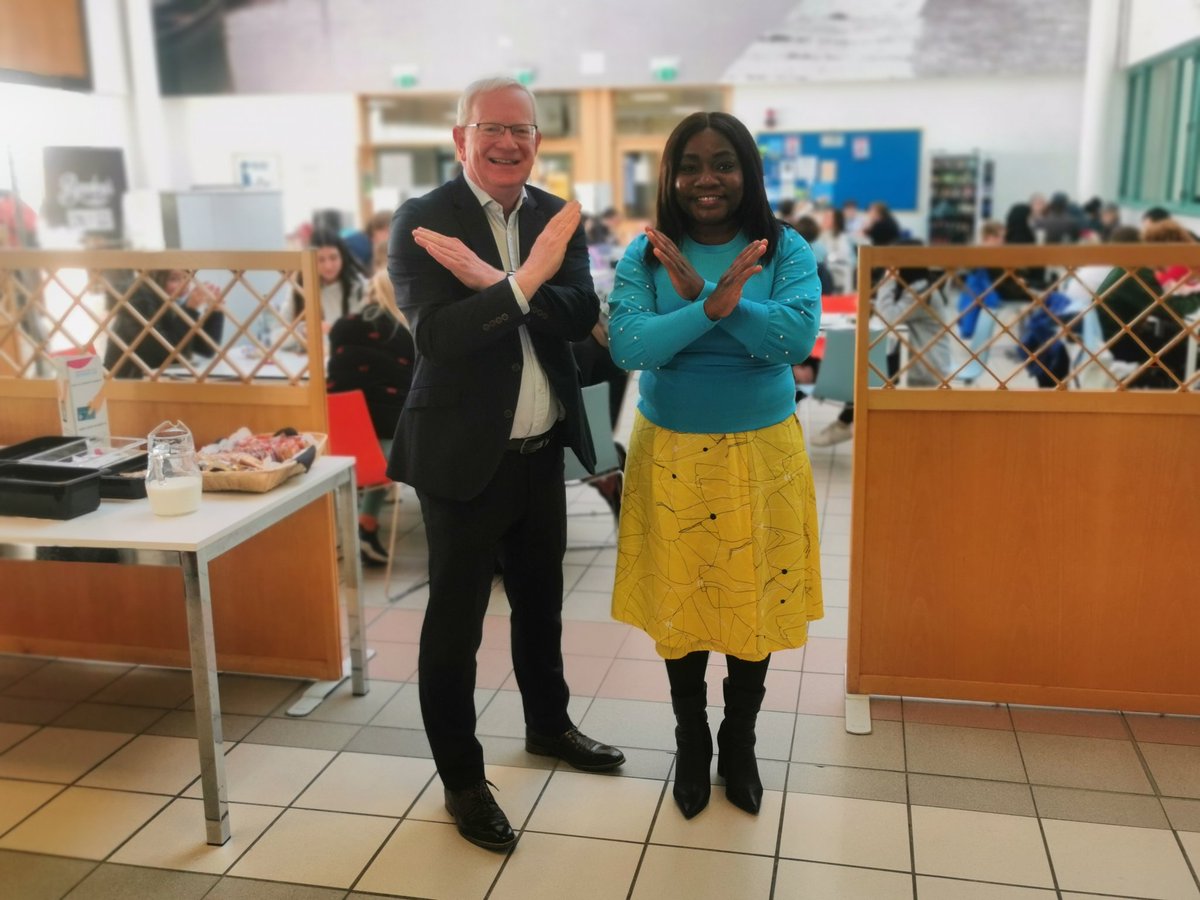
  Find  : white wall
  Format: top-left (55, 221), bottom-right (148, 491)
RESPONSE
top-left (162, 94), bottom-right (360, 234)
top-left (0, 84), bottom-right (134, 247)
top-left (1125, 0), bottom-right (1200, 65)
top-left (734, 74), bottom-right (1086, 238)
top-left (0, 0), bottom-right (135, 246)
top-left (3, 0), bottom-right (360, 247)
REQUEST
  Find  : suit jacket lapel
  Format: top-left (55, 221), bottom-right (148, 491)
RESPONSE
top-left (517, 190), bottom-right (543, 268)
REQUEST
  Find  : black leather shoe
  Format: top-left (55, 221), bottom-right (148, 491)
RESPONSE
top-left (444, 780), bottom-right (516, 851)
top-left (525, 727), bottom-right (625, 771)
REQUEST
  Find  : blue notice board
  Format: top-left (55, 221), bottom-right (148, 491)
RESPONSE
top-left (757, 129), bottom-right (921, 211)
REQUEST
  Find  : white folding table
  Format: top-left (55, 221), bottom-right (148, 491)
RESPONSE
top-left (0, 455), bottom-right (369, 845)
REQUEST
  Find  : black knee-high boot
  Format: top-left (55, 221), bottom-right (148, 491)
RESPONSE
top-left (665, 652), bottom-right (712, 819)
top-left (717, 655), bottom-right (768, 814)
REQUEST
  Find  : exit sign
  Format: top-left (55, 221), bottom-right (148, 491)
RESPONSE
top-left (391, 65), bottom-right (419, 89)
top-left (650, 56), bottom-right (680, 82)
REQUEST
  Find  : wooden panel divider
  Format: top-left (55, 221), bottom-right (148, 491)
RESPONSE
top-left (847, 242), bottom-right (1200, 715)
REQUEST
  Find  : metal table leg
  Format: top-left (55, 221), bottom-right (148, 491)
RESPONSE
top-left (336, 473), bottom-right (369, 697)
top-left (181, 551), bottom-right (231, 845)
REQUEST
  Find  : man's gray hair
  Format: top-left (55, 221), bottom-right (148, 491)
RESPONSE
top-left (456, 77), bottom-right (537, 126)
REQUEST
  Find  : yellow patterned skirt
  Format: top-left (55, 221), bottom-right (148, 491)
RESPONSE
top-left (612, 412), bottom-right (823, 661)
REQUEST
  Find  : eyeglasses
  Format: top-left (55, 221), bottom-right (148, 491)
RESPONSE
top-left (464, 122), bottom-right (539, 140)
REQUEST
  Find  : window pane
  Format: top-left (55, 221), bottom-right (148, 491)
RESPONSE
top-left (535, 93), bottom-right (578, 139)
top-left (1171, 57), bottom-right (1194, 202)
top-left (1122, 70), bottom-right (1145, 199)
top-left (369, 95), bottom-right (457, 138)
top-left (1138, 59), bottom-right (1178, 200)
top-left (614, 88), bottom-right (725, 135)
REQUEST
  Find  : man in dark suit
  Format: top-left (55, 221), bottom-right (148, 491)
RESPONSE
top-left (387, 77), bottom-right (625, 852)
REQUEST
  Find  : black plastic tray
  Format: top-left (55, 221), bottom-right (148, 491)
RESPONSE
top-left (99, 453), bottom-right (148, 500)
top-left (0, 435), bottom-right (78, 461)
top-left (0, 463), bottom-right (102, 520)
top-left (0, 437), bottom-right (148, 501)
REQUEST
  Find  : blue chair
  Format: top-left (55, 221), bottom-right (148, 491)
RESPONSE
top-left (955, 308), bottom-right (998, 384)
top-left (564, 383), bottom-right (621, 482)
top-left (564, 384), bottom-right (623, 546)
top-left (811, 326), bottom-right (888, 403)
top-left (799, 326), bottom-right (886, 438)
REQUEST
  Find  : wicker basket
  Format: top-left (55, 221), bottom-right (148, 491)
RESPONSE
top-left (200, 432), bottom-right (326, 494)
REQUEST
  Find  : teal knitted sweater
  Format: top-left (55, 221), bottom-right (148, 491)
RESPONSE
top-left (608, 228), bottom-right (821, 434)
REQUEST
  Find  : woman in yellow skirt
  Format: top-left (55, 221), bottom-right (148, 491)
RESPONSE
top-left (608, 112), bottom-right (823, 819)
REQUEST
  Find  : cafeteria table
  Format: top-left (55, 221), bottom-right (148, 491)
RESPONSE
top-left (0, 455), bottom-right (369, 845)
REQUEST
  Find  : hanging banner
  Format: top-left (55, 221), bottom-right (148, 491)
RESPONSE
top-left (42, 147), bottom-right (127, 239)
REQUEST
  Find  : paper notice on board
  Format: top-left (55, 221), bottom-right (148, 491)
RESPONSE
top-left (778, 160), bottom-right (797, 199)
top-left (795, 156), bottom-right (818, 185)
top-left (819, 160), bottom-right (838, 183)
top-left (852, 136), bottom-right (871, 160)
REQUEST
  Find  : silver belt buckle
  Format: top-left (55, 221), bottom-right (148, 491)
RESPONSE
top-left (519, 435), bottom-right (543, 454)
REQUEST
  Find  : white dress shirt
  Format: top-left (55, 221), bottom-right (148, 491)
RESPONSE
top-left (463, 175), bottom-right (561, 439)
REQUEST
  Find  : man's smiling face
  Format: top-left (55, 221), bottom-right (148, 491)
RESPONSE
top-left (453, 86), bottom-right (541, 210)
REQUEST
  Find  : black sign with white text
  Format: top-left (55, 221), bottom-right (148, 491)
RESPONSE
top-left (42, 147), bottom-right (128, 238)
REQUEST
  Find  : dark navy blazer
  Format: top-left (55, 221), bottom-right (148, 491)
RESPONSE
top-left (385, 175), bottom-right (599, 501)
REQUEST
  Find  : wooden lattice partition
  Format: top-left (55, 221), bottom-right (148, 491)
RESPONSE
top-left (847, 243), bottom-right (1200, 715)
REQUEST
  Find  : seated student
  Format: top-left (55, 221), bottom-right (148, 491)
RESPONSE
top-left (104, 269), bottom-right (225, 378)
top-left (862, 201), bottom-right (901, 247)
top-left (1145, 218), bottom-right (1200, 299)
top-left (874, 239), bottom-right (952, 386)
top-left (1014, 292), bottom-right (1074, 388)
top-left (820, 206), bottom-right (856, 294)
top-left (585, 208), bottom-right (627, 290)
top-left (1141, 206), bottom-right (1171, 227)
top-left (342, 210), bottom-right (394, 273)
top-left (585, 207), bottom-right (621, 247)
top-left (279, 229), bottom-right (366, 351)
top-left (1062, 224), bottom-right (1123, 316)
top-left (1037, 191), bottom-right (1083, 244)
top-left (958, 221), bottom-right (1005, 339)
top-left (841, 198), bottom-right (865, 237)
top-left (1093, 221), bottom-right (1200, 390)
top-left (326, 263), bottom-right (414, 566)
top-left (1097, 202), bottom-right (1122, 240)
top-left (999, 202), bottom-right (1047, 296)
top-left (793, 215), bottom-right (834, 295)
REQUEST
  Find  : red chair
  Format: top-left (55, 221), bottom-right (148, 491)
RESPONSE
top-left (325, 390), bottom-right (402, 588)
top-left (822, 294), bottom-right (858, 315)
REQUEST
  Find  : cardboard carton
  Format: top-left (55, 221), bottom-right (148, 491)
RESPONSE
top-left (55, 354), bottom-right (110, 442)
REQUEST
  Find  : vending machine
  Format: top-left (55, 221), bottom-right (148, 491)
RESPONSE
top-left (928, 152), bottom-right (994, 245)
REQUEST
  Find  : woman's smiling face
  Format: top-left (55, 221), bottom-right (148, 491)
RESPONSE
top-left (674, 128), bottom-right (744, 244)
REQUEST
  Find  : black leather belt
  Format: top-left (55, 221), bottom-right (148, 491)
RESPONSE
top-left (506, 431), bottom-right (553, 454)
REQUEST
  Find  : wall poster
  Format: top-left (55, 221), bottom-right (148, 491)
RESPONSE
top-left (41, 147), bottom-right (127, 239)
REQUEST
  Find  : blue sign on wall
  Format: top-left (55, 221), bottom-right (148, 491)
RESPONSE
top-left (757, 129), bottom-right (921, 211)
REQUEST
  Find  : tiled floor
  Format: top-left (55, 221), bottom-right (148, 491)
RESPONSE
top-left (2, 400), bottom-right (1200, 899)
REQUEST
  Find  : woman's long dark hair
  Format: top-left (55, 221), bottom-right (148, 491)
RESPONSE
top-left (293, 228), bottom-right (366, 321)
top-left (645, 111), bottom-right (780, 267)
